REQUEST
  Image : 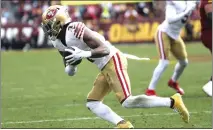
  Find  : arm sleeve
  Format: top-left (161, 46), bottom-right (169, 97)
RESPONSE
top-left (165, 3), bottom-right (189, 24)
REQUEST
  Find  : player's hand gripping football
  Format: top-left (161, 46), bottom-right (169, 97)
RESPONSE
top-left (64, 46), bottom-right (92, 65)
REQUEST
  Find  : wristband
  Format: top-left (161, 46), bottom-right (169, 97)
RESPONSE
top-left (82, 51), bottom-right (92, 58)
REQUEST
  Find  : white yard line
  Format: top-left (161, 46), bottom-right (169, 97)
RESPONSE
top-left (1, 111), bottom-right (211, 125)
top-left (5, 103), bottom-right (83, 110)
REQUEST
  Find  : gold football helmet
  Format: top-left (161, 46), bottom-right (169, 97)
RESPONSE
top-left (41, 5), bottom-right (71, 41)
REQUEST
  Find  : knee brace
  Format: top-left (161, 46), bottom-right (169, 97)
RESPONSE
top-left (179, 59), bottom-right (188, 67)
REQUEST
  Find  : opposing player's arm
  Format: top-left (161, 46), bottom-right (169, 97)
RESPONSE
top-left (83, 27), bottom-right (110, 58)
top-left (204, 3), bottom-right (212, 21)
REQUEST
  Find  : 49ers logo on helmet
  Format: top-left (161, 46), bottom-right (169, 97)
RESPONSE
top-left (46, 9), bottom-right (57, 19)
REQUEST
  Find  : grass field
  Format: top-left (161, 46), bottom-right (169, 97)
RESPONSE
top-left (1, 43), bottom-right (212, 128)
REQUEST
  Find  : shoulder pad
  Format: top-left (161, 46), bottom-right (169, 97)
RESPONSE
top-left (68, 22), bottom-right (86, 39)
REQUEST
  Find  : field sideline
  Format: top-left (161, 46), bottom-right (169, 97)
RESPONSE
top-left (2, 42), bottom-right (212, 128)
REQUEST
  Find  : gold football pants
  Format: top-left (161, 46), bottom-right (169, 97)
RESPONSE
top-left (155, 30), bottom-right (187, 60)
top-left (87, 52), bottom-right (131, 103)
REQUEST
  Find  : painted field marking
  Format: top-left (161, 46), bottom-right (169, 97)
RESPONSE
top-left (123, 53), bottom-right (212, 64)
top-left (123, 53), bottom-right (150, 61)
top-left (1, 110), bottom-right (211, 125)
top-left (5, 103), bottom-right (83, 110)
top-left (123, 53), bottom-right (177, 64)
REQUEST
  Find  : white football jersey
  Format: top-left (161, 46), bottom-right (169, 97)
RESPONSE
top-left (51, 22), bottom-right (119, 70)
top-left (158, 1), bottom-right (190, 40)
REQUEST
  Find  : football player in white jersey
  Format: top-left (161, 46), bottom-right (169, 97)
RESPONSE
top-left (145, 1), bottom-right (197, 96)
top-left (41, 5), bottom-right (190, 128)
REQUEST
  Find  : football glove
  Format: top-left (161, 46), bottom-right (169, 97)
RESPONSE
top-left (64, 46), bottom-right (92, 65)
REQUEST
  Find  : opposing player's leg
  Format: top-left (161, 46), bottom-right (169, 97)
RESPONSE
top-left (146, 30), bottom-right (170, 96)
top-left (201, 31), bottom-right (212, 96)
top-left (169, 37), bottom-right (188, 95)
top-left (106, 52), bottom-right (189, 123)
top-left (86, 73), bottom-right (129, 128)
top-left (201, 30), bottom-right (212, 53)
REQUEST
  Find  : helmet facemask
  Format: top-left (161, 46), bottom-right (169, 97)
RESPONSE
top-left (41, 5), bottom-right (71, 41)
top-left (41, 18), bottom-right (62, 41)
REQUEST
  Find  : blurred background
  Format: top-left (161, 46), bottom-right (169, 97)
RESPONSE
top-left (1, 0), bottom-right (200, 51)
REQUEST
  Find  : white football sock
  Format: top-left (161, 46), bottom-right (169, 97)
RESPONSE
top-left (122, 95), bottom-right (172, 108)
top-left (86, 101), bottom-right (124, 125)
top-left (171, 59), bottom-right (188, 82)
top-left (148, 60), bottom-right (169, 90)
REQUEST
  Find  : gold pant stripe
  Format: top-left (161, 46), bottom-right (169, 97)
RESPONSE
top-left (112, 53), bottom-right (131, 98)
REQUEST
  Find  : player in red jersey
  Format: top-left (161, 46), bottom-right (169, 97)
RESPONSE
top-left (200, 0), bottom-right (212, 96)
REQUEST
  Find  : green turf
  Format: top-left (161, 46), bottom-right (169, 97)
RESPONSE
top-left (1, 43), bottom-right (212, 128)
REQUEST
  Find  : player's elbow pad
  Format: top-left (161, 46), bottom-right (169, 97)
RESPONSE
top-left (65, 65), bottom-right (77, 76)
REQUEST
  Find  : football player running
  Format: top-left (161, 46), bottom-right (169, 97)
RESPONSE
top-left (41, 5), bottom-right (190, 128)
top-left (145, 1), bottom-right (197, 96)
